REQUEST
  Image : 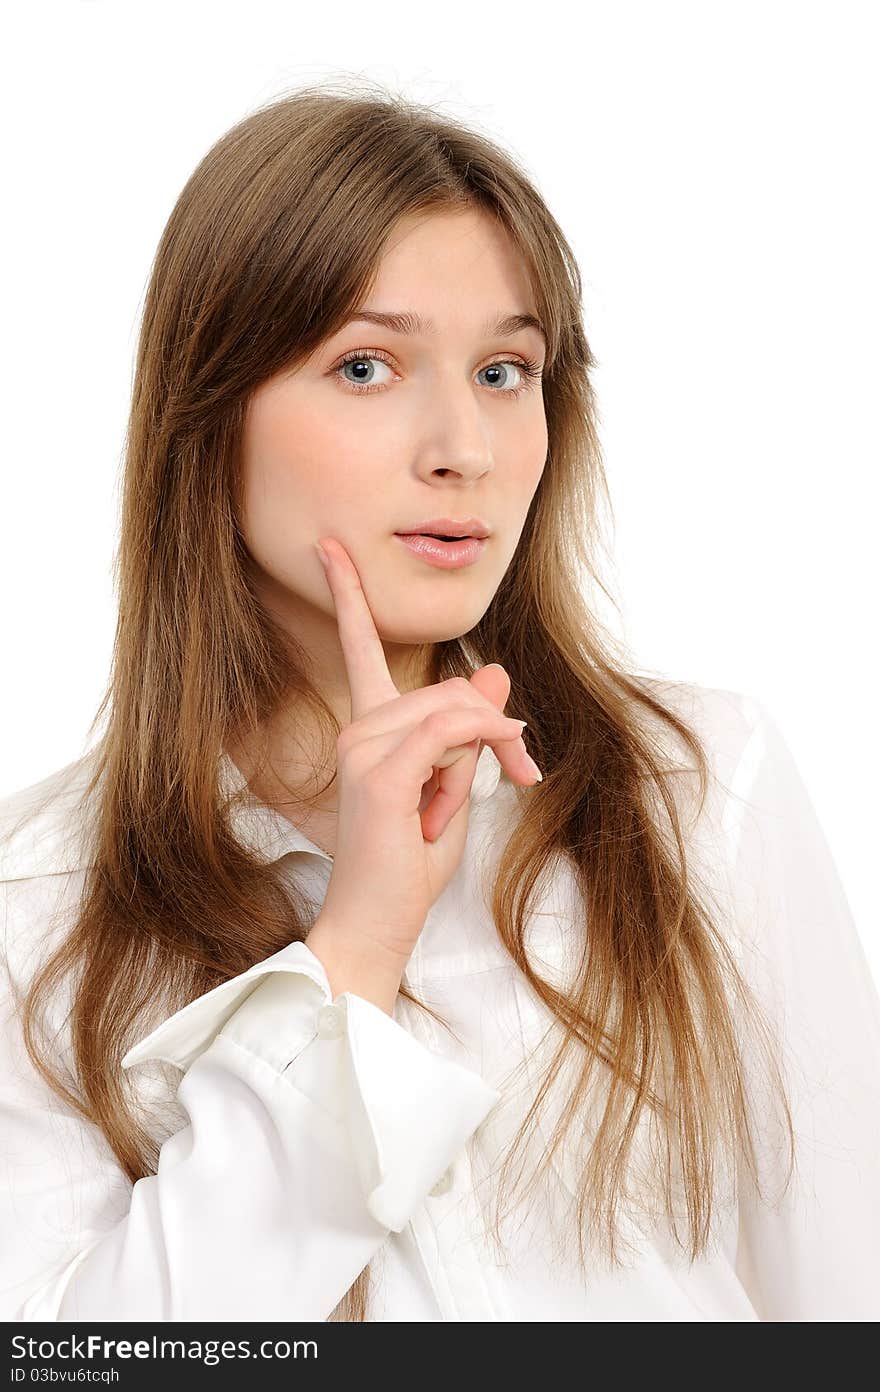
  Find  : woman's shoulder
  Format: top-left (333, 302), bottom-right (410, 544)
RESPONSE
top-left (0, 749), bottom-right (101, 886)
top-left (634, 673), bottom-right (766, 785)
top-left (631, 675), bottom-right (789, 918)
top-left (0, 752), bottom-right (103, 999)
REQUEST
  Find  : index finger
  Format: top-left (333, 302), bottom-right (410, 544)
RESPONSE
top-left (316, 536), bottom-right (400, 720)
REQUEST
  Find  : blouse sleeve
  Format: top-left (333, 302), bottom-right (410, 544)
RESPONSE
top-left (0, 925), bottom-right (501, 1322)
top-left (728, 697), bottom-right (880, 1320)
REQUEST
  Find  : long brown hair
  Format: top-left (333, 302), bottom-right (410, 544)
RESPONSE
top-left (7, 77), bottom-right (794, 1321)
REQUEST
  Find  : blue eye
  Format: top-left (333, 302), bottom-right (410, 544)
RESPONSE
top-left (332, 349), bottom-right (543, 399)
top-left (335, 353), bottom-right (395, 393)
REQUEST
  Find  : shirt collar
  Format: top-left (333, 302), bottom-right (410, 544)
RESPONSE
top-left (219, 741), bottom-right (505, 866)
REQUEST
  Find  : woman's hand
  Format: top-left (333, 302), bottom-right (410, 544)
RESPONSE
top-left (312, 535), bottom-right (541, 967)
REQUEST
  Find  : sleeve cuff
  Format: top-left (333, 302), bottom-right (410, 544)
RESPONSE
top-left (338, 989), bottom-right (501, 1231)
top-left (120, 940), bottom-right (502, 1235)
top-left (120, 940), bottom-right (331, 1072)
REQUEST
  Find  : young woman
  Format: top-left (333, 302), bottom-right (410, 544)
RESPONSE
top-left (2, 82), bottom-right (878, 1323)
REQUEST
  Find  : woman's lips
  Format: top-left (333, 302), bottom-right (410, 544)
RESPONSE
top-left (393, 534), bottom-right (487, 569)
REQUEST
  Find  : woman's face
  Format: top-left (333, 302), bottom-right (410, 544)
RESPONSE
top-left (239, 206), bottom-right (548, 653)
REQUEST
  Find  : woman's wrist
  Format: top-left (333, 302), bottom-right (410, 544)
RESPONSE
top-left (305, 916), bottom-right (409, 1016)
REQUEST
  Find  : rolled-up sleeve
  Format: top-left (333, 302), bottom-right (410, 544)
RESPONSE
top-left (1, 932), bottom-right (501, 1322)
top-left (729, 699), bottom-right (880, 1320)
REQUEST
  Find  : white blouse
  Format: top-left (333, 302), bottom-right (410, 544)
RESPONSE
top-left (1, 679), bottom-right (879, 1322)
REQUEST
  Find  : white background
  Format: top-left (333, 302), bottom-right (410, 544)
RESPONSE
top-left (2, 1), bottom-right (877, 985)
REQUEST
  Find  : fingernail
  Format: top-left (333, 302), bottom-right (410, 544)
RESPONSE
top-left (316, 541), bottom-right (330, 568)
top-left (525, 754), bottom-right (543, 782)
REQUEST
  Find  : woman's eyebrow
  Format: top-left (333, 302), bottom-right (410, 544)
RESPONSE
top-left (341, 308), bottom-right (547, 344)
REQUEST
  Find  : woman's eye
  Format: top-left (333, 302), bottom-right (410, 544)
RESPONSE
top-left (335, 353), bottom-right (395, 393)
top-left (331, 350), bottom-right (542, 399)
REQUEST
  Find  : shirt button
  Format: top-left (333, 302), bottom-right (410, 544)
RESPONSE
top-left (316, 1004), bottom-right (345, 1039)
top-left (429, 1164), bottom-right (454, 1197)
